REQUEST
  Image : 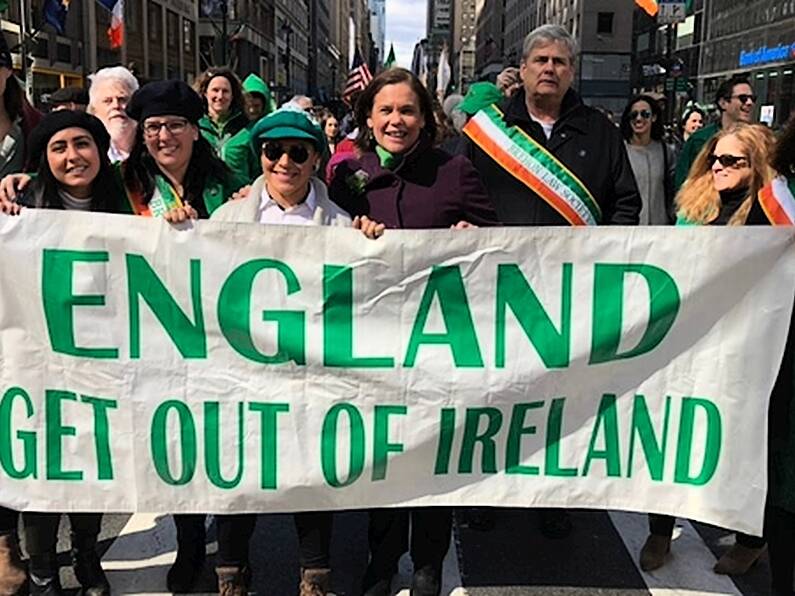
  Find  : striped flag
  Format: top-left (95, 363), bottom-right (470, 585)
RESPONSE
top-left (343, 47), bottom-right (373, 105)
top-left (97, 0), bottom-right (124, 48)
top-left (635, 0), bottom-right (658, 16)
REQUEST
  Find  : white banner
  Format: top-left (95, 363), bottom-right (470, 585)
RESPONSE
top-left (1, 210), bottom-right (794, 535)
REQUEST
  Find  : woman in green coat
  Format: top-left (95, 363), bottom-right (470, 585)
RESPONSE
top-left (194, 67), bottom-right (259, 189)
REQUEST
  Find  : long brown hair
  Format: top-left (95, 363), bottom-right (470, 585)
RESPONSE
top-left (676, 123), bottom-right (775, 225)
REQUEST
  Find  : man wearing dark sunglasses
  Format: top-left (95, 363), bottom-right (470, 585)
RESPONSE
top-left (675, 74), bottom-right (756, 190)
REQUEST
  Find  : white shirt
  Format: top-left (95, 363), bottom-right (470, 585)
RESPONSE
top-left (108, 142), bottom-right (129, 163)
top-left (530, 112), bottom-right (555, 140)
top-left (258, 184), bottom-right (318, 225)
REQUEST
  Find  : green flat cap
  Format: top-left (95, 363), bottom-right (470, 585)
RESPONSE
top-left (250, 107), bottom-right (327, 154)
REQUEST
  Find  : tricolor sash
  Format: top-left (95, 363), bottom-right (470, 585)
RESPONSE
top-left (464, 103), bottom-right (601, 226)
top-left (759, 176), bottom-right (795, 226)
top-left (124, 173), bottom-right (184, 217)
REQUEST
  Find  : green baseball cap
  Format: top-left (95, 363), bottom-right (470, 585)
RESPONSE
top-left (250, 107), bottom-right (327, 154)
top-left (458, 82), bottom-right (504, 115)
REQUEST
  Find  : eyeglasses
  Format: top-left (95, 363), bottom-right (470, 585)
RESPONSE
top-left (708, 154), bottom-right (749, 168)
top-left (730, 94), bottom-right (757, 104)
top-left (262, 142), bottom-right (311, 165)
top-left (630, 109), bottom-right (652, 120)
top-left (142, 119), bottom-right (190, 137)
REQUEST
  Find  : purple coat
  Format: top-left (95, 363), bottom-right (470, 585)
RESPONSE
top-left (328, 133), bottom-right (499, 230)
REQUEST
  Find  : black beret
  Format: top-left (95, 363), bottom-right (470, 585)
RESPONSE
top-left (29, 110), bottom-right (110, 160)
top-left (50, 86), bottom-right (89, 107)
top-left (0, 31), bottom-right (11, 69)
top-left (126, 80), bottom-right (204, 123)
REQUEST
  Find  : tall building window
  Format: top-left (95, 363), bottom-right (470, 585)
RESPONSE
top-left (148, 1), bottom-right (161, 42)
top-left (597, 12), bottom-right (614, 35)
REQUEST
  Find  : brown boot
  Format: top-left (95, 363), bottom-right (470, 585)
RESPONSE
top-left (639, 533), bottom-right (671, 571)
top-left (216, 566), bottom-right (248, 596)
top-left (299, 568), bottom-right (331, 596)
top-left (0, 532), bottom-right (27, 595)
top-left (714, 543), bottom-right (766, 575)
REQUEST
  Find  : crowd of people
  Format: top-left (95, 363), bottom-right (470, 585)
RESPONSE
top-left (0, 21), bottom-right (794, 596)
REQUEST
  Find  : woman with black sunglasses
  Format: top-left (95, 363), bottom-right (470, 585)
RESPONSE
top-left (639, 122), bottom-right (777, 574)
top-left (620, 95), bottom-right (676, 224)
top-left (210, 107), bottom-right (381, 596)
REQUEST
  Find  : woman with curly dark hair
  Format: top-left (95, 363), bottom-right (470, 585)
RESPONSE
top-left (194, 67), bottom-right (259, 187)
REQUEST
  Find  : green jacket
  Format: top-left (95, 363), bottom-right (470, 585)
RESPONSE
top-left (113, 161), bottom-right (236, 217)
top-left (199, 112), bottom-right (260, 189)
top-left (674, 122), bottom-right (720, 190)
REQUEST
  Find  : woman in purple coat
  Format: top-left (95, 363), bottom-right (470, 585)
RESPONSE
top-left (329, 68), bottom-right (499, 596)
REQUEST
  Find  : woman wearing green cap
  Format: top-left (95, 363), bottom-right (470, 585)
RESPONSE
top-left (210, 107), bottom-right (382, 596)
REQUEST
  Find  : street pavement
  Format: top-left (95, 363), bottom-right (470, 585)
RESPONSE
top-left (42, 508), bottom-right (773, 595)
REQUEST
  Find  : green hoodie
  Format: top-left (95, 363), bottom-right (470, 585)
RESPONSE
top-left (199, 111), bottom-right (259, 188)
top-left (242, 73), bottom-right (277, 114)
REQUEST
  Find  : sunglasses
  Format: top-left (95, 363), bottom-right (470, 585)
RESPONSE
top-left (262, 142), bottom-right (311, 164)
top-left (730, 94), bottom-right (757, 104)
top-left (708, 154), bottom-right (749, 168)
top-left (630, 109), bottom-right (652, 120)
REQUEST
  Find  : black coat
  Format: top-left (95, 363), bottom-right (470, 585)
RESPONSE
top-left (458, 88), bottom-right (641, 226)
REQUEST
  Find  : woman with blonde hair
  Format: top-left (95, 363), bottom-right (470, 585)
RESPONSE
top-left (676, 123), bottom-right (775, 225)
top-left (639, 122), bottom-right (777, 574)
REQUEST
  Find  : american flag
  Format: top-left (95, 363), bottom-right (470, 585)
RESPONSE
top-left (343, 47), bottom-right (373, 105)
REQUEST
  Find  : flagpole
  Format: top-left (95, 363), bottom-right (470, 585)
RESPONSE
top-left (18, 0), bottom-right (33, 101)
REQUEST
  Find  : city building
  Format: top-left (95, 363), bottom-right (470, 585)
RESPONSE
top-left (537, 0), bottom-right (634, 113)
top-left (450, 0), bottom-right (480, 90)
top-left (329, 0), bottom-right (350, 94)
top-left (273, 0), bottom-right (310, 97)
top-left (427, 0), bottom-right (452, 87)
top-left (369, 0), bottom-right (385, 64)
top-left (1, 0), bottom-right (200, 106)
top-left (197, 1), bottom-right (275, 86)
top-left (504, 0), bottom-right (537, 65)
top-left (309, 0), bottom-right (338, 101)
top-left (475, 0), bottom-right (505, 80)
top-left (700, 0), bottom-right (795, 127)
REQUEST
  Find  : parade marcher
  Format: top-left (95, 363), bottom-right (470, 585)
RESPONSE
top-left (674, 75), bottom-right (756, 189)
top-left (10, 111), bottom-right (123, 596)
top-left (620, 95), bottom-right (676, 224)
top-left (126, 80), bottom-right (238, 591)
top-left (49, 86), bottom-right (89, 112)
top-left (681, 106), bottom-right (705, 143)
top-left (0, 31), bottom-right (41, 591)
top-left (211, 108), bottom-right (378, 596)
top-left (282, 95), bottom-right (314, 111)
top-left (195, 68), bottom-right (258, 188)
top-left (639, 123), bottom-right (776, 573)
top-left (242, 73), bottom-right (276, 123)
top-left (321, 110), bottom-right (340, 154)
top-left (87, 66), bottom-right (139, 162)
top-left (0, 31), bottom-right (40, 178)
top-left (329, 67), bottom-right (499, 596)
top-left (760, 116), bottom-right (795, 595)
top-left (459, 24), bottom-right (640, 539)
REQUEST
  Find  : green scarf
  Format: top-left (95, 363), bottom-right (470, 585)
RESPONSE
top-left (375, 145), bottom-right (402, 170)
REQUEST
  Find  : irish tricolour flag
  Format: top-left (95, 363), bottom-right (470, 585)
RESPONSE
top-left (759, 176), bottom-right (795, 226)
top-left (635, 0), bottom-right (658, 16)
top-left (97, 0), bottom-right (124, 48)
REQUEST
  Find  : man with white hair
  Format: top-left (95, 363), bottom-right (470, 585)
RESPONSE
top-left (281, 94), bottom-right (313, 111)
top-left (88, 66), bottom-right (139, 162)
